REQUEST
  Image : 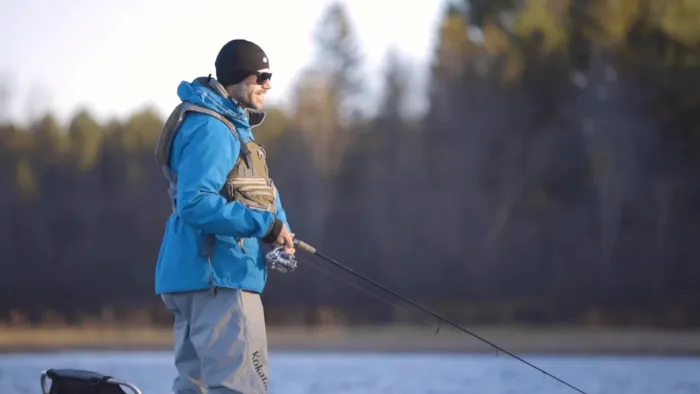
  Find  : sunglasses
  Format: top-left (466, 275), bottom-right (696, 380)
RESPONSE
top-left (255, 71), bottom-right (272, 85)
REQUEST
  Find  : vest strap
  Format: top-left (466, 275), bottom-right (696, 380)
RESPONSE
top-left (155, 102), bottom-right (253, 213)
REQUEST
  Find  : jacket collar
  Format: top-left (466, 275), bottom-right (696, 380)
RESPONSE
top-left (194, 75), bottom-right (266, 128)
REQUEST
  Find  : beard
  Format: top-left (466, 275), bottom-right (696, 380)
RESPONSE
top-left (234, 84), bottom-right (265, 110)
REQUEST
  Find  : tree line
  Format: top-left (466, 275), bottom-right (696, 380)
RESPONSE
top-left (1, 0), bottom-right (699, 328)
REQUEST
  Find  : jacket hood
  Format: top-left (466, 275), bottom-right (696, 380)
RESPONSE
top-left (176, 76), bottom-right (266, 136)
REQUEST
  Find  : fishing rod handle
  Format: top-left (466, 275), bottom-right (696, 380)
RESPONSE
top-left (293, 238), bottom-right (316, 254)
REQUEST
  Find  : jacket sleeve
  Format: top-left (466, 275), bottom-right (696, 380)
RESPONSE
top-left (172, 114), bottom-right (276, 239)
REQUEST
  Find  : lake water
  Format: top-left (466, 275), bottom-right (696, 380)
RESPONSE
top-left (0, 350), bottom-right (698, 394)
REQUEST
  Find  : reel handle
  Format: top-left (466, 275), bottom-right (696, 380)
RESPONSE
top-left (265, 245), bottom-right (297, 274)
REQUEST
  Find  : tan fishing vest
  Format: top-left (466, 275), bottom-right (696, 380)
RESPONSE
top-left (154, 76), bottom-right (278, 255)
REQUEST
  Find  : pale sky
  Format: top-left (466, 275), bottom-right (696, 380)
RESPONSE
top-left (0, 0), bottom-right (448, 126)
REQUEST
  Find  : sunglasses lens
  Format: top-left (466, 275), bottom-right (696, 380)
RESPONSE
top-left (258, 72), bottom-right (272, 84)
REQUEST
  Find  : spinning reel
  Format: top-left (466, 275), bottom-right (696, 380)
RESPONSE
top-left (265, 245), bottom-right (298, 273)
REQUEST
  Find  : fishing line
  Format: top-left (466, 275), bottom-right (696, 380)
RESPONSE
top-left (293, 239), bottom-right (589, 394)
top-left (300, 256), bottom-right (443, 331)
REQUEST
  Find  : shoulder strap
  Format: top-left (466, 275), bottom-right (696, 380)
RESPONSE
top-left (154, 102), bottom-right (250, 170)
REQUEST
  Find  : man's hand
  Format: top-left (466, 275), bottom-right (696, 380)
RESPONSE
top-left (262, 218), bottom-right (295, 253)
top-left (275, 226), bottom-right (295, 254)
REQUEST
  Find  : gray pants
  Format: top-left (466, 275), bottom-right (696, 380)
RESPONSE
top-left (161, 289), bottom-right (269, 394)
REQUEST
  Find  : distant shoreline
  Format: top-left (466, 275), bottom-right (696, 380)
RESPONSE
top-left (1, 325), bottom-right (699, 355)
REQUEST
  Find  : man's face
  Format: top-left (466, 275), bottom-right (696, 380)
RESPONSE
top-left (231, 69), bottom-right (272, 111)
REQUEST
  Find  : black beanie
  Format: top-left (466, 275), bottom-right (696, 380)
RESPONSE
top-left (215, 39), bottom-right (270, 86)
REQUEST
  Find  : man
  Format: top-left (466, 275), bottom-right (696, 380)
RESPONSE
top-left (153, 39), bottom-right (295, 394)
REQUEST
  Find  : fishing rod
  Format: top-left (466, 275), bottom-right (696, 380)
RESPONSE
top-left (267, 239), bottom-right (589, 394)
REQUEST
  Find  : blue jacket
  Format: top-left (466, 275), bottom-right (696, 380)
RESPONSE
top-left (154, 78), bottom-right (290, 295)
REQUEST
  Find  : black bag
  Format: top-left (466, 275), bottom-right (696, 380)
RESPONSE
top-left (41, 369), bottom-right (141, 394)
